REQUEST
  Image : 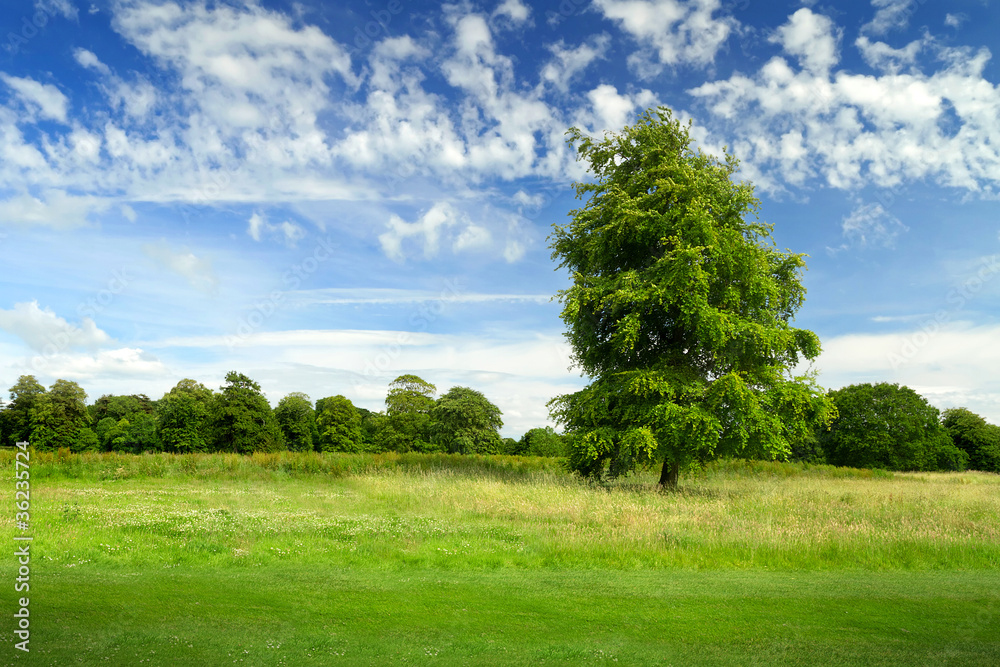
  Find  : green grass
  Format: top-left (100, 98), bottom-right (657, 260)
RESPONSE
top-left (3, 451), bottom-right (999, 665)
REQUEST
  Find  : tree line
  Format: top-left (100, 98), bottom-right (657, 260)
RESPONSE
top-left (791, 382), bottom-right (1000, 473)
top-left (0, 372), bottom-right (565, 457)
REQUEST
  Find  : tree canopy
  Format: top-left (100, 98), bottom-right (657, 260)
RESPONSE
top-left (821, 383), bottom-right (966, 471)
top-left (212, 371), bottom-right (284, 453)
top-left (275, 392), bottom-right (318, 452)
top-left (942, 407), bottom-right (1000, 473)
top-left (316, 395), bottom-right (363, 452)
top-left (548, 106), bottom-right (835, 487)
top-left (431, 387), bottom-right (503, 454)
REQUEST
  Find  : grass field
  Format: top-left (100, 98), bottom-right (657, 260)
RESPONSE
top-left (3, 450), bottom-right (999, 665)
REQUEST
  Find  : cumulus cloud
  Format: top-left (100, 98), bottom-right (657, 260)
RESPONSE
top-left (1, 74), bottom-right (69, 123)
top-left (540, 35), bottom-right (611, 93)
top-left (142, 239), bottom-right (219, 294)
top-left (689, 9), bottom-right (1000, 194)
top-left (0, 301), bottom-right (112, 353)
top-left (861, 0), bottom-right (917, 36)
top-left (493, 0), bottom-right (530, 25)
top-left (594, 0), bottom-right (736, 75)
top-left (769, 8), bottom-right (840, 74)
top-left (379, 202), bottom-right (461, 262)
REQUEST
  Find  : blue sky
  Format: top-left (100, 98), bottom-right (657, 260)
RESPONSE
top-left (1, 0), bottom-right (999, 436)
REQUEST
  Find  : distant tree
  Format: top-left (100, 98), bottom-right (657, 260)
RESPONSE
top-left (547, 107), bottom-right (834, 488)
top-left (942, 408), bottom-right (1000, 473)
top-left (275, 392), bottom-right (318, 452)
top-left (518, 427), bottom-right (565, 457)
top-left (787, 429), bottom-right (826, 464)
top-left (381, 374), bottom-right (437, 452)
top-left (91, 394), bottom-right (155, 423)
top-left (211, 372), bottom-right (284, 453)
top-left (501, 437), bottom-right (519, 455)
top-left (3, 375), bottom-right (46, 446)
top-left (821, 383), bottom-right (966, 471)
top-left (316, 395), bottom-right (364, 452)
top-left (105, 413), bottom-right (160, 453)
top-left (430, 387), bottom-right (503, 455)
top-left (157, 380), bottom-right (214, 453)
top-left (386, 375), bottom-right (436, 415)
top-left (73, 427), bottom-right (100, 452)
top-left (31, 379), bottom-right (90, 451)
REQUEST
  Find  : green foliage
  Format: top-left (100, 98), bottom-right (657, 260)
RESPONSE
top-left (821, 383), bottom-right (966, 471)
top-left (211, 372), bottom-right (285, 453)
top-left (157, 380), bottom-right (214, 453)
top-left (73, 426), bottom-right (100, 452)
top-left (91, 393), bottom-right (155, 423)
top-left (274, 392), bottom-right (318, 452)
top-left (385, 374), bottom-right (436, 416)
top-left (548, 106), bottom-right (834, 487)
top-left (942, 407), bottom-right (1000, 472)
top-left (430, 386), bottom-right (503, 454)
top-left (3, 374), bottom-right (46, 446)
top-left (316, 395), bottom-right (364, 452)
top-left (518, 426), bottom-right (565, 457)
top-left (30, 379), bottom-right (91, 450)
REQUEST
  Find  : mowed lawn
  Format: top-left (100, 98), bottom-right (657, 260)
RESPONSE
top-left (3, 452), bottom-right (999, 665)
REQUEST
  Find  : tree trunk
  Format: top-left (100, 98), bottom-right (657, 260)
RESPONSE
top-left (658, 459), bottom-right (679, 489)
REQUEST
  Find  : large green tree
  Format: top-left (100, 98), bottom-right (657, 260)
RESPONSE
top-left (941, 407), bottom-right (1000, 473)
top-left (275, 392), bottom-right (319, 452)
top-left (211, 372), bottom-right (284, 453)
top-left (2, 375), bottom-right (46, 446)
top-left (430, 387), bottom-right (503, 454)
top-left (383, 374), bottom-right (437, 452)
top-left (157, 379), bottom-right (214, 453)
top-left (548, 107), bottom-right (834, 488)
top-left (30, 379), bottom-right (90, 451)
top-left (316, 395), bottom-right (364, 452)
top-left (821, 383), bottom-right (966, 471)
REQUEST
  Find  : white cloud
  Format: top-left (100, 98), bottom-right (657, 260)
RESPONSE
top-left (147, 327), bottom-right (584, 436)
top-left (247, 210), bottom-right (305, 246)
top-left (833, 202), bottom-right (908, 251)
top-left (0, 189), bottom-right (109, 228)
top-left (35, 0), bottom-right (78, 20)
top-left (815, 322), bottom-right (1000, 425)
top-left (120, 204), bottom-right (137, 222)
top-left (944, 13), bottom-right (966, 29)
top-left (1, 74), bottom-right (69, 123)
top-left (379, 202), bottom-right (461, 262)
top-left (493, 0), bottom-right (530, 25)
top-left (576, 84), bottom-right (658, 137)
top-left (24, 347), bottom-right (171, 384)
top-left (0, 301), bottom-right (112, 352)
top-left (862, 0), bottom-right (917, 36)
top-left (540, 35), bottom-right (611, 93)
top-left (689, 14), bottom-right (1000, 194)
top-left (141, 239), bottom-right (219, 294)
top-left (594, 0), bottom-right (735, 75)
top-left (73, 48), bottom-right (111, 75)
top-left (769, 8), bottom-right (840, 74)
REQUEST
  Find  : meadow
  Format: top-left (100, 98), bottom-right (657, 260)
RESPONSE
top-left (3, 450), bottom-right (999, 665)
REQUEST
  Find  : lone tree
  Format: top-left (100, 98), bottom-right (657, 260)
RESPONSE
top-left (548, 107), bottom-right (834, 488)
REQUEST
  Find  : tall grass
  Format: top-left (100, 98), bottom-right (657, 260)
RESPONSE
top-left (6, 448), bottom-right (564, 482)
top-left (9, 449), bottom-right (999, 571)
